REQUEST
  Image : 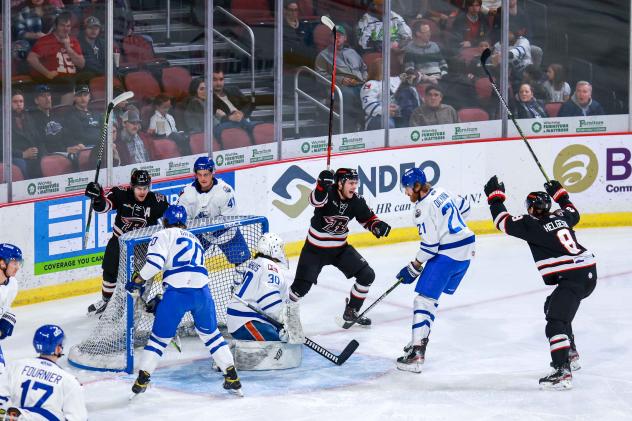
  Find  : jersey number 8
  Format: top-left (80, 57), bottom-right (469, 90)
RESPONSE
top-left (557, 228), bottom-right (581, 254)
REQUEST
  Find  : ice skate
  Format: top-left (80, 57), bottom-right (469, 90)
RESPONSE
top-left (539, 363), bottom-right (572, 390)
top-left (87, 297), bottom-right (109, 316)
top-left (337, 298), bottom-right (371, 328)
top-left (223, 366), bottom-right (243, 397)
top-left (396, 338), bottom-right (428, 373)
top-left (130, 370), bottom-right (151, 399)
top-left (569, 344), bottom-right (581, 371)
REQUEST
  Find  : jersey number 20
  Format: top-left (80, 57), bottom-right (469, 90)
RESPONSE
top-left (173, 238), bottom-right (205, 267)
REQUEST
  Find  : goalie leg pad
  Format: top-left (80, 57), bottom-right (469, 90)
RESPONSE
top-left (232, 321), bottom-right (281, 341)
top-left (412, 294), bottom-right (439, 345)
top-left (230, 340), bottom-right (302, 371)
top-left (280, 301), bottom-right (304, 344)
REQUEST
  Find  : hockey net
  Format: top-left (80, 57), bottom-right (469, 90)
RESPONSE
top-left (68, 215), bottom-right (268, 373)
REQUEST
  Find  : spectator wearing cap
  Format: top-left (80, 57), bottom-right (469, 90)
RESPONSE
top-left (78, 15), bottom-right (105, 77)
top-left (24, 84), bottom-right (62, 158)
top-left (315, 24), bottom-right (367, 132)
top-left (27, 12), bottom-right (85, 105)
top-left (409, 85), bottom-right (459, 127)
top-left (12, 90), bottom-right (42, 179)
top-left (59, 85), bottom-right (99, 154)
top-left (118, 109), bottom-right (150, 165)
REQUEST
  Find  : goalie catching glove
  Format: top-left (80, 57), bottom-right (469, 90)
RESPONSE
top-left (484, 175), bottom-right (506, 204)
top-left (397, 262), bottom-right (422, 284)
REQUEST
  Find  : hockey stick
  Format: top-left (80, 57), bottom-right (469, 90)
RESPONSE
top-left (480, 49), bottom-right (550, 182)
top-left (83, 91), bottom-right (135, 249)
top-left (342, 278), bottom-right (403, 329)
top-left (321, 15), bottom-right (337, 171)
top-left (234, 295), bottom-right (359, 366)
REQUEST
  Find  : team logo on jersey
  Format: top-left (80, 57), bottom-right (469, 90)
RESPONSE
top-left (271, 165), bottom-right (316, 218)
top-left (322, 215), bottom-right (350, 234)
top-left (121, 216), bottom-right (148, 231)
top-left (415, 209), bottom-right (421, 218)
top-left (553, 144), bottom-right (598, 193)
top-left (339, 202), bottom-right (348, 215)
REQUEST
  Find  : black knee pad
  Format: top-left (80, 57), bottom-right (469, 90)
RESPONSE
top-left (355, 265), bottom-right (375, 287)
top-left (545, 319), bottom-right (566, 339)
top-left (290, 278), bottom-right (313, 298)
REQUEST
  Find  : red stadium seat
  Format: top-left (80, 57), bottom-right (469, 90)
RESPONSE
top-left (89, 76), bottom-right (124, 101)
top-left (140, 104), bottom-right (154, 129)
top-left (78, 149), bottom-right (93, 171)
top-left (252, 123), bottom-right (274, 144)
top-left (151, 139), bottom-right (181, 160)
top-left (220, 128), bottom-right (252, 149)
top-left (231, 0), bottom-right (272, 22)
top-left (162, 66), bottom-right (192, 101)
top-left (190, 132), bottom-right (223, 154)
top-left (297, 0), bottom-right (315, 17)
top-left (40, 155), bottom-right (74, 177)
top-left (362, 52), bottom-right (382, 67)
top-left (474, 77), bottom-right (492, 99)
top-left (458, 107), bottom-right (490, 123)
top-left (545, 102), bottom-right (563, 118)
top-left (0, 164), bottom-right (24, 182)
top-left (121, 34), bottom-right (156, 66)
top-left (124, 71), bottom-right (161, 103)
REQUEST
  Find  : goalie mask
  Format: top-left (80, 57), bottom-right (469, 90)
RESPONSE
top-left (257, 233), bottom-right (288, 268)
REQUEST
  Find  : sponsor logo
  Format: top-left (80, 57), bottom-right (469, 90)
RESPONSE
top-left (250, 147), bottom-right (274, 163)
top-left (166, 161), bottom-right (190, 176)
top-left (606, 147), bottom-right (632, 194)
top-left (215, 152), bottom-right (244, 167)
top-left (451, 126), bottom-right (480, 141)
top-left (271, 165), bottom-right (316, 218)
top-left (65, 176), bottom-right (90, 192)
top-left (339, 136), bottom-right (365, 151)
top-left (553, 144), bottom-right (598, 193)
top-left (27, 180), bottom-right (60, 196)
top-left (411, 128), bottom-right (446, 142)
top-left (576, 119), bottom-right (606, 133)
top-left (216, 154), bottom-right (225, 166)
top-left (27, 183), bottom-right (36, 196)
top-left (301, 142), bottom-right (310, 153)
top-left (532, 121), bottom-right (569, 134)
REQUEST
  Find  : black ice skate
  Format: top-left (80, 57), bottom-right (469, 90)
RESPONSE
top-left (223, 366), bottom-right (243, 397)
top-left (396, 338), bottom-right (428, 373)
top-left (539, 363), bottom-right (572, 390)
top-left (131, 370), bottom-right (151, 395)
top-left (340, 298), bottom-right (371, 327)
top-left (569, 343), bottom-right (581, 371)
top-left (87, 297), bottom-right (109, 316)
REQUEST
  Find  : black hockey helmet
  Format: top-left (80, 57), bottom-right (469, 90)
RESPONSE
top-left (334, 168), bottom-right (359, 185)
top-left (131, 169), bottom-right (151, 188)
top-left (525, 191), bottom-right (551, 213)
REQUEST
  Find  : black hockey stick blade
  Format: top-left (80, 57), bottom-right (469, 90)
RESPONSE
top-left (304, 337), bottom-right (359, 366)
top-left (335, 339), bottom-right (359, 365)
top-left (480, 47), bottom-right (492, 67)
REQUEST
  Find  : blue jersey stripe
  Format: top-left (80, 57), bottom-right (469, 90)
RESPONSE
top-left (227, 308), bottom-right (271, 323)
top-left (438, 235), bottom-right (475, 250)
top-left (420, 241), bottom-right (439, 247)
top-left (22, 406), bottom-right (60, 421)
top-left (163, 265), bottom-right (208, 279)
top-left (147, 253), bottom-right (166, 263)
top-left (204, 332), bottom-right (223, 347)
top-left (146, 259), bottom-right (162, 270)
top-left (144, 345), bottom-right (164, 357)
top-left (210, 340), bottom-right (228, 354)
top-left (413, 309), bottom-right (435, 321)
top-left (257, 290), bottom-right (281, 303)
top-left (261, 299), bottom-right (283, 311)
top-left (412, 320), bottom-right (431, 330)
top-left (149, 335), bottom-right (168, 348)
top-left (419, 247), bottom-right (438, 256)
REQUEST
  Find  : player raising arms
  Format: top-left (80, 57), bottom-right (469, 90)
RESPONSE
top-left (484, 176), bottom-right (597, 390)
top-left (127, 205), bottom-right (242, 397)
top-left (84, 169), bottom-right (169, 316)
top-left (0, 325), bottom-right (87, 421)
top-left (0, 244), bottom-right (22, 375)
top-left (395, 168), bottom-right (475, 373)
top-left (290, 168), bottom-right (391, 326)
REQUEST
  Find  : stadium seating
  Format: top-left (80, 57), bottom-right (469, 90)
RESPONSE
top-left (545, 102), bottom-right (563, 118)
top-left (89, 76), bottom-right (124, 101)
top-left (124, 71), bottom-right (161, 103)
top-left (0, 164), bottom-right (24, 182)
top-left (78, 149), bottom-right (93, 172)
top-left (151, 138), bottom-right (181, 160)
top-left (219, 127), bottom-right (253, 149)
top-left (458, 107), bottom-right (490, 122)
top-left (40, 155), bottom-right (74, 177)
top-left (161, 66), bottom-right (192, 101)
top-left (253, 123), bottom-right (274, 144)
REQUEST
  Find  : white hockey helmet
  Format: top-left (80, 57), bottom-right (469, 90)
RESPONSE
top-left (257, 233), bottom-right (287, 266)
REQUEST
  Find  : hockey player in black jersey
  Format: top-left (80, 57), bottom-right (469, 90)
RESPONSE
top-left (484, 176), bottom-right (597, 390)
top-left (84, 170), bottom-right (169, 316)
top-left (289, 168), bottom-right (392, 326)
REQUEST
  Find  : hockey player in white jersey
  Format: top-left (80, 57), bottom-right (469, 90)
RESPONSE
top-left (0, 325), bottom-right (87, 421)
top-left (0, 244), bottom-right (21, 375)
top-left (395, 168), bottom-right (475, 372)
top-left (227, 233), bottom-right (303, 369)
top-left (127, 204), bottom-right (242, 397)
top-left (177, 156), bottom-right (250, 267)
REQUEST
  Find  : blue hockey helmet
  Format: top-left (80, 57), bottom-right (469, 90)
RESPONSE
top-left (400, 167), bottom-right (427, 190)
top-left (0, 243), bottom-right (23, 266)
top-left (33, 325), bottom-right (65, 355)
top-left (163, 205), bottom-right (188, 227)
top-left (194, 156), bottom-right (215, 173)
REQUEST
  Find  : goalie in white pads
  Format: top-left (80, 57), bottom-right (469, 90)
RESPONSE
top-left (395, 168), bottom-right (475, 373)
top-left (0, 244), bottom-right (21, 376)
top-left (127, 204), bottom-right (243, 397)
top-left (227, 233), bottom-right (304, 370)
top-left (0, 325), bottom-right (87, 421)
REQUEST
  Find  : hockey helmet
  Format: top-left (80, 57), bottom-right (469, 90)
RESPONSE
top-left (163, 205), bottom-right (188, 227)
top-left (257, 232), bottom-right (288, 266)
top-left (33, 325), bottom-right (65, 355)
top-left (525, 191), bottom-right (551, 213)
top-left (0, 243), bottom-right (23, 266)
top-left (400, 167), bottom-right (427, 190)
top-left (194, 156), bottom-right (215, 173)
top-left (334, 168), bottom-right (359, 185)
top-left (131, 169), bottom-right (151, 188)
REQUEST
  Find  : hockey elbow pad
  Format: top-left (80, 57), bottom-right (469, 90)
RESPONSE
top-left (0, 312), bottom-right (16, 339)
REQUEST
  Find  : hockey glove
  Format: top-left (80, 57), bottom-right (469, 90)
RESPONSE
top-left (397, 262), bottom-right (422, 285)
top-left (317, 170), bottom-right (334, 191)
top-left (145, 294), bottom-right (162, 314)
top-left (484, 175), bottom-right (506, 204)
top-left (544, 180), bottom-right (569, 203)
top-left (125, 271), bottom-right (145, 293)
top-left (0, 311), bottom-right (16, 339)
top-left (85, 181), bottom-right (104, 200)
top-left (371, 220), bottom-right (391, 238)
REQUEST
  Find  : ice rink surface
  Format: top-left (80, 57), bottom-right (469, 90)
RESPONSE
top-left (5, 227), bottom-right (632, 421)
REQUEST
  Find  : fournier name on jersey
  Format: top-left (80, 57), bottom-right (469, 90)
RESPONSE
top-left (178, 178), bottom-right (237, 220)
top-left (414, 187), bottom-right (475, 264)
top-left (140, 227), bottom-right (209, 289)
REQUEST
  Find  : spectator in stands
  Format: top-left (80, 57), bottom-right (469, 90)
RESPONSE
top-left (315, 25), bottom-right (367, 133)
top-left (27, 12), bottom-right (85, 105)
top-left (409, 85), bottom-right (458, 126)
top-left (490, 0), bottom-right (530, 43)
top-left (491, 31), bottom-right (531, 92)
top-left (543, 63), bottom-right (571, 103)
top-left (149, 94), bottom-right (190, 155)
top-left (426, 0), bottom-right (460, 30)
top-left (117, 109), bottom-right (150, 165)
top-left (441, 57), bottom-right (478, 110)
top-left (451, 0), bottom-right (489, 49)
top-left (510, 83), bottom-right (548, 119)
top-left (481, 0), bottom-right (501, 15)
top-left (111, 86), bottom-right (137, 129)
top-left (184, 78), bottom-right (205, 133)
top-left (394, 71), bottom-right (422, 127)
top-left (392, 0), bottom-right (428, 21)
top-left (24, 84), bottom-right (63, 157)
top-left (403, 22), bottom-right (448, 86)
top-left (13, 0), bottom-right (60, 46)
top-left (78, 16), bottom-right (105, 78)
top-left (522, 65), bottom-right (550, 102)
top-left (212, 69), bottom-right (257, 142)
top-left (11, 91), bottom-right (41, 179)
top-left (89, 120), bottom-right (121, 168)
top-left (558, 81), bottom-right (604, 117)
top-left (60, 85), bottom-right (99, 154)
top-left (361, 58), bottom-right (402, 130)
top-left (283, 0), bottom-right (314, 95)
top-left (357, 0), bottom-right (412, 52)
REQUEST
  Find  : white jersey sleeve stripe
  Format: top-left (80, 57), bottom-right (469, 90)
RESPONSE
top-left (147, 253), bottom-right (166, 263)
top-left (420, 241), bottom-right (439, 247)
top-left (261, 299), bottom-right (283, 311)
top-left (256, 290), bottom-right (280, 303)
top-left (145, 259), bottom-right (163, 271)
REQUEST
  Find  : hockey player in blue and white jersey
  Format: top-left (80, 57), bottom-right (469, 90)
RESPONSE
top-left (395, 168), bottom-right (475, 372)
top-left (0, 244), bottom-right (21, 375)
top-left (127, 204), bottom-right (243, 397)
top-left (177, 156), bottom-right (250, 267)
top-left (0, 325), bottom-right (87, 421)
